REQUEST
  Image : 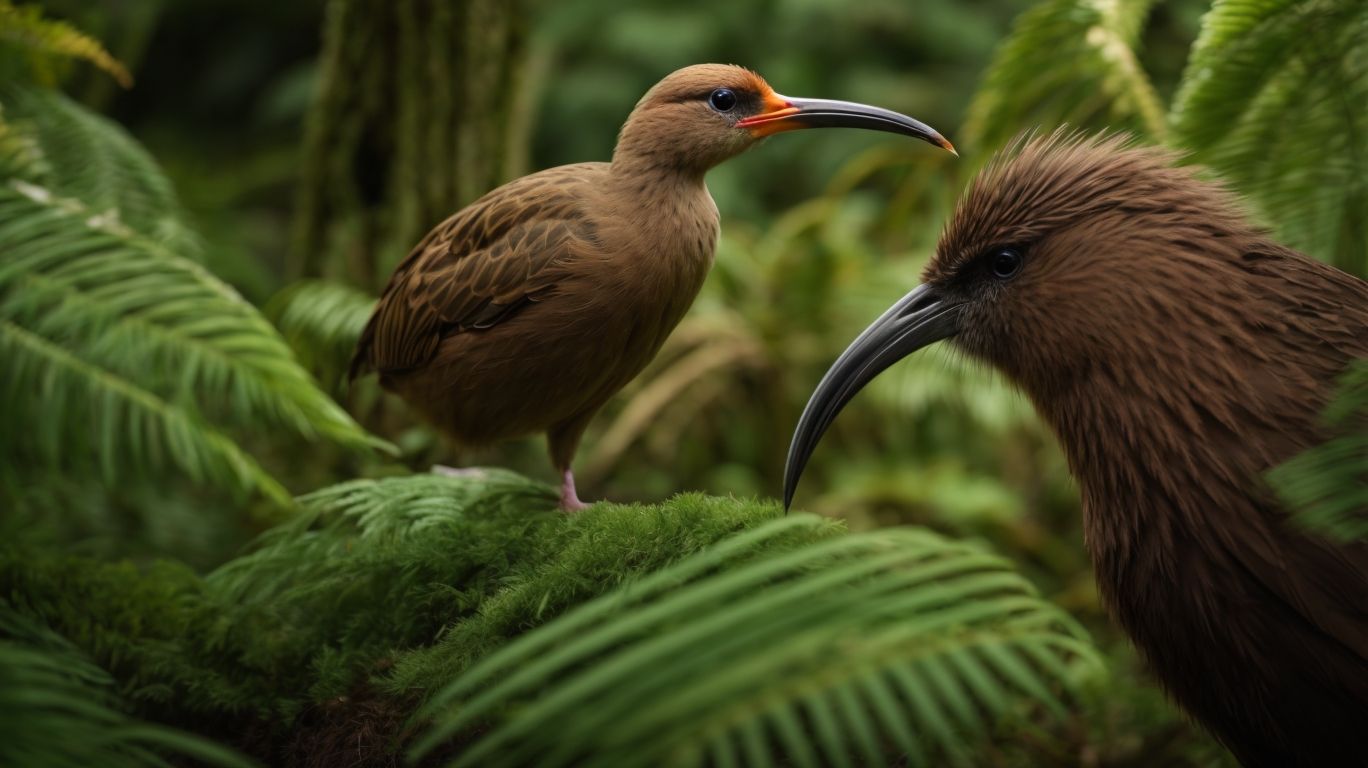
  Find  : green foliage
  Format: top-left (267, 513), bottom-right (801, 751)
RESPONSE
top-left (1, 84), bottom-right (195, 249)
top-left (0, 100), bottom-right (47, 179)
top-left (1270, 361), bottom-right (1368, 541)
top-left (0, 179), bottom-right (384, 504)
top-left (381, 490), bottom-right (841, 697)
top-left (0, 0), bottom-right (132, 87)
top-left (3, 475), bottom-right (1098, 766)
top-left (12, 2), bottom-right (1337, 764)
top-left (966, 0), bottom-right (1367, 271)
top-left (265, 279), bottom-right (376, 386)
top-left (0, 603), bottom-right (255, 768)
top-left (0, 88), bottom-right (389, 507)
top-left (207, 471), bottom-right (562, 706)
top-left (414, 518), bottom-right (1100, 768)
top-left (961, 0), bottom-right (1166, 152)
top-left (0, 552), bottom-right (274, 719)
top-left (1170, 0), bottom-right (1368, 273)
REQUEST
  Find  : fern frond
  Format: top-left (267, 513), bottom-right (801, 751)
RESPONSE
top-left (0, 603), bottom-right (255, 768)
top-left (0, 180), bottom-right (389, 503)
top-left (1, 85), bottom-right (195, 250)
top-left (1, 319), bottom-right (291, 505)
top-left (0, 101), bottom-right (47, 180)
top-left (264, 279), bottom-right (376, 384)
top-left (1270, 360), bottom-right (1368, 540)
top-left (962, 0), bottom-right (1165, 153)
top-left (0, 1), bottom-right (132, 87)
top-left (1169, 0), bottom-right (1368, 273)
top-left (413, 518), bottom-right (1100, 767)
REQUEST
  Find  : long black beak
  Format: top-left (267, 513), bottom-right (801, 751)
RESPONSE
top-left (783, 284), bottom-right (963, 509)
top-left (738, 96), bottom-right (956, 154)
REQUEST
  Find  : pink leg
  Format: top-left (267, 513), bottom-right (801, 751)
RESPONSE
top-left (559, 469), bottom-right (589, 512)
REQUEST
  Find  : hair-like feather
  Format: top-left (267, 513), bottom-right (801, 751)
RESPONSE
top-left (929, 131), bottom-right (1368, 766)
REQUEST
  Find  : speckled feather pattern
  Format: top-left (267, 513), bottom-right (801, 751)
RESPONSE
top-left (935, 131), bottom-right (1368, 766)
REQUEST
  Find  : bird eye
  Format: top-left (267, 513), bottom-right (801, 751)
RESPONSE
top-left (990, 248), bottom-right (1023, 280)
top-left (708, 88), bottom-right (738, 112)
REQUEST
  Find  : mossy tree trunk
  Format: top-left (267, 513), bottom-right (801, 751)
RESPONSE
top-left (290, 0), bottom-right (527, 290)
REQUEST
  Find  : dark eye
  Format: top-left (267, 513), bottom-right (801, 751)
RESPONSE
top-left (708, 88), bottom-right (737, 112)
top-left (990, 248), bottom-right (1023, 280)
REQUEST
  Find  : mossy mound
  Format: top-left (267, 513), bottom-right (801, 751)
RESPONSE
top-left (2, 472), bottom-right (1093, 767)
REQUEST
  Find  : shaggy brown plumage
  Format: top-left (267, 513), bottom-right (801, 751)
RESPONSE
top-left (351, 63), bottom-right (952, 509)
top-left (785, 131), bottom-right (1368, 766)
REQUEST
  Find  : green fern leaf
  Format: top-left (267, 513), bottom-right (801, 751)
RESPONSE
top-left (1, 84), bottom-right (196, 251)
top-left (1169, 0), bottom-right (1368, 273)
top-left (0, 603), bottom-right (255, 768)
top-left (264, 279), bottom-right (376, 385)
top-left (0, 319), bottom-right (291, 505)
top-left (413, 517), bottom-right (1100, 767)
top-left (1269, 360), bottom-right (1368, 540)
top-left (0, 0), bottom-right (132, 87)
top-left (962, 0), bottom-right (1165, 153)
top-left (0, 100), bottom-right (47, 180)
top-left (0, 180), bottom-right (390, 504)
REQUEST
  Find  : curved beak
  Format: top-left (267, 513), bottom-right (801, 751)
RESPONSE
top-left (783, 284), bottom-right (963, 509)
top-left (738, 93), bottom-right (956, 154)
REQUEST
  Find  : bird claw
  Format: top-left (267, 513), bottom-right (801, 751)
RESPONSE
top-left (559, 496), bottom-right (591, 513)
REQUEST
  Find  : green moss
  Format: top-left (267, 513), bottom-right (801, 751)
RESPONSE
top-left (382, 491), bottom-right (843, 697)
top-left (1, 473), bottom-right (834, 764)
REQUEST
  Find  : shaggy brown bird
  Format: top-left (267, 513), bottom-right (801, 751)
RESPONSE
top-left (783, 132), bottom-right (1368, 766)
top-left (350, 64), bottom-right (952, 509)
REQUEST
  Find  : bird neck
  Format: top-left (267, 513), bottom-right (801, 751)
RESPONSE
top-left (604, 146), bottom-right (717, 240)
top-left (609, 146), bottom-right (709, 192)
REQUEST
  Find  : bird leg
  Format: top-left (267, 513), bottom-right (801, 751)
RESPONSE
top-left (549, 417), bottom-right (593, 512)
top-left (559, 469), bottom-right (589, 512)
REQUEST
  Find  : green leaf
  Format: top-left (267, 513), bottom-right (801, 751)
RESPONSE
top-left (0, 603), bottom-right (256, 768)
top-left (0, 1), bottom-right (132, 87)
top-left (1, 84), bottom-right (196, 251)
top-left (1170, 0), bottom-right (1368, 273)
top-left (264, 279), bottom-right (377, 385)
top-left (1269, 360), bottom-right (1368, 540)
top-left (962, 0), bottom-right (1165, 154)
top-left (0, 179), bottom-right (390, 504)
top-left (413, 518), bottom-right (1101, 767)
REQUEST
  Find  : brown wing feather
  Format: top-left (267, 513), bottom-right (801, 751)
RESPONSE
top-left (349, 163), bottom-right (603, 379)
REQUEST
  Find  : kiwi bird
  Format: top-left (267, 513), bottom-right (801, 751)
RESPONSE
top-left (350, 64), bottom-right (953, 510)
top-left (783, 132), bottom-right (1368, 766)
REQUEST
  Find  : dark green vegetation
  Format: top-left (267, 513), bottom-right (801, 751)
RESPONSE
top-left (5, 476), bottom-right (1100, 767)
top-left (2, 0), bottom-right (1363, 765)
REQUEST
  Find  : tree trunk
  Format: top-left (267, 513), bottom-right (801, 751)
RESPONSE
top-left (289, 0), bottom-right (527, 289)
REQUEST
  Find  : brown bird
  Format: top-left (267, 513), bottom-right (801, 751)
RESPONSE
top-left (350, 64), bottom-right (953, 509)
top-left (784, 132), bottom-right (1368, 766)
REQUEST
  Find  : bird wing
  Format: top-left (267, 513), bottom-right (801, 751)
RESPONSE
top-left (350, 164), bottom-right (602, 378)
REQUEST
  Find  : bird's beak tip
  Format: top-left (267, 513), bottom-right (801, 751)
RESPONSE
top-left (781, 284), bottom-right (962, 513)
top-left (740, 92), bottom-right (953, 153)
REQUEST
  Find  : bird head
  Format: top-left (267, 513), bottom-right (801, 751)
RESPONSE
top-left (614, 64), bottom-right (955, 173)
top-left (783, 130), bottom-right (1285, 508)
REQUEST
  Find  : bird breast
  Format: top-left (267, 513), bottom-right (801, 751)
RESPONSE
top-left (592, 182), bottom-right (719, 339)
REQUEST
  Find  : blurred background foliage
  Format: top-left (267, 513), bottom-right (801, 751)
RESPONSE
top-left (2, 0), bottom-right (1364, 764)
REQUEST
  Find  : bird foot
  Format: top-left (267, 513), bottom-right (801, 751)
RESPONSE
top-left (431, 465), bottom-right (489, 479)
top-left (559, 469), bottom-right (591, 513)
